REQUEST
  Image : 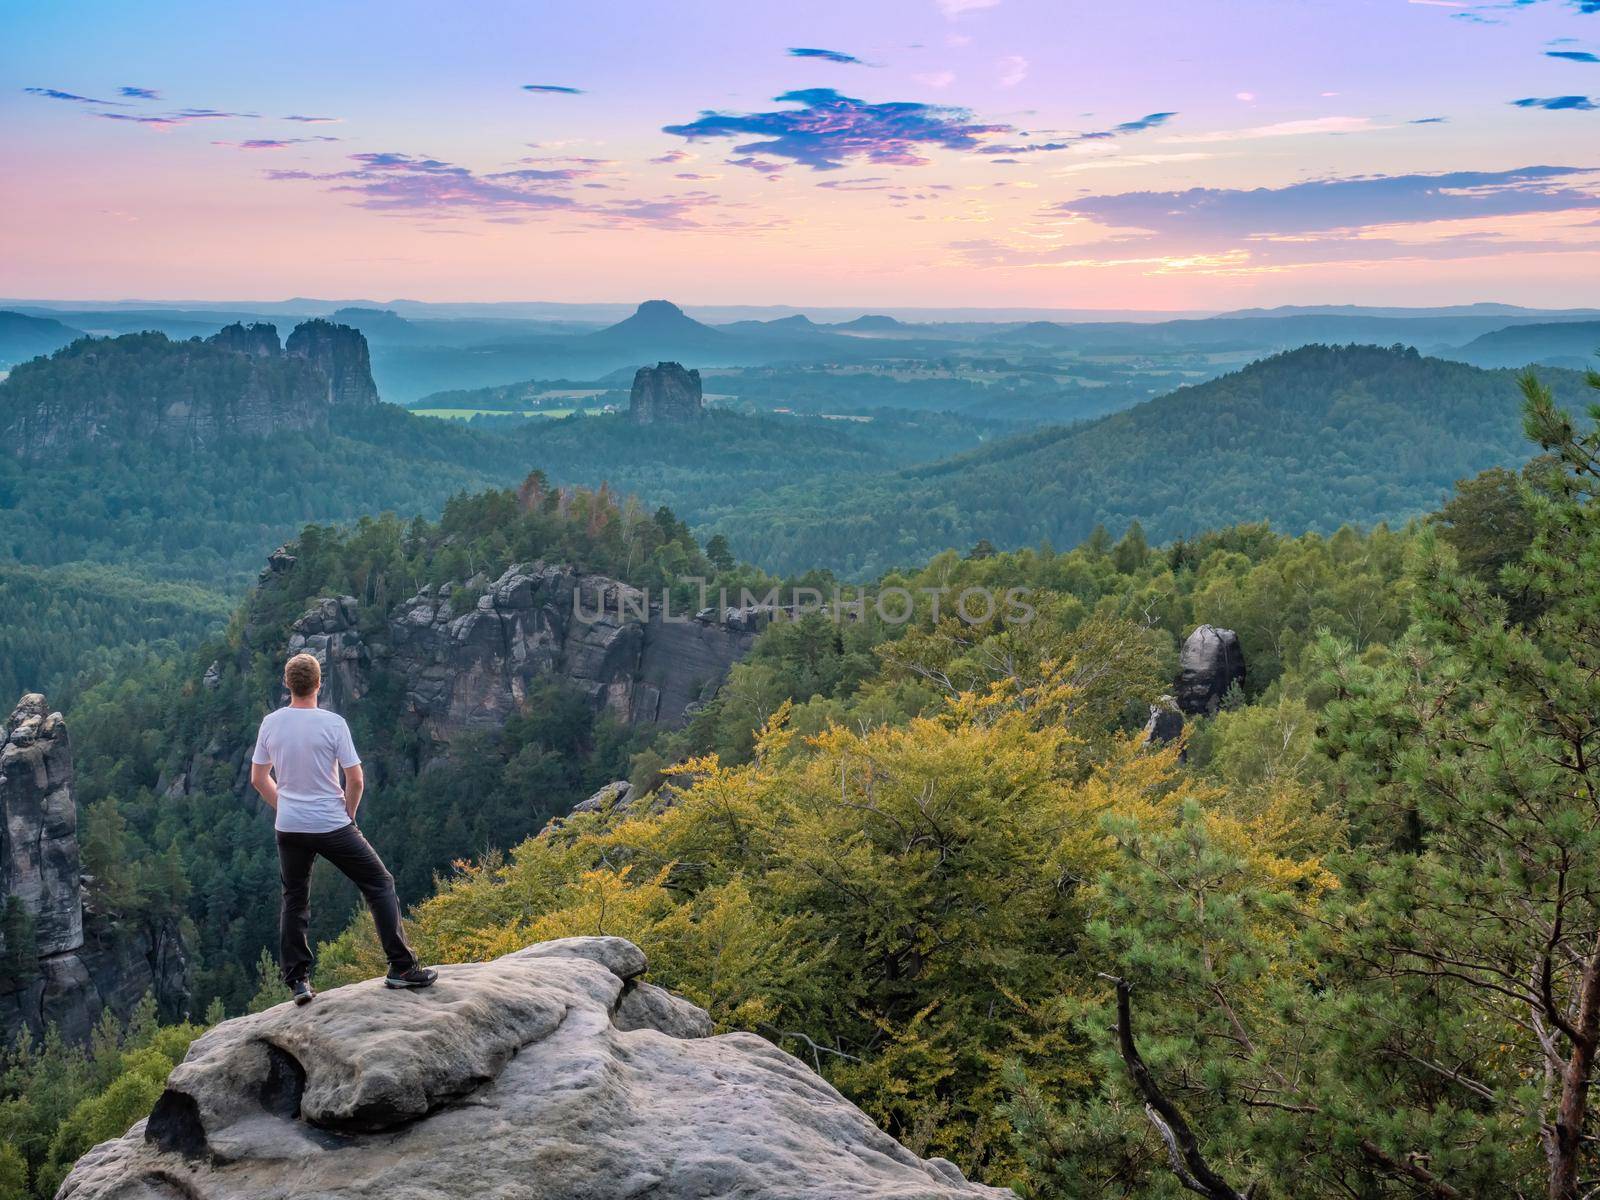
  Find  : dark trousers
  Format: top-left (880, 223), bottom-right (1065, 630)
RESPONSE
top-left (276, 823), bottom-right (416, 984)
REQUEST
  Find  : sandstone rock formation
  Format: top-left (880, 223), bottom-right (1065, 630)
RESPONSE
top-left (1, 696), bottom-right (81, 959)
top-left (60, 937), bottom-right (1009, 1200)
top-left (286, 318), bottom-right (381, 408)
top-left (629, 360), bottom-right (704, 423)
top-left (0, 696), bottom-right (188, 1044)
top-left (1174, 624), bottom-right (1246, 716)
top-left (279, 563), bottom-right (758, 740)
top-left (0, 320), bottom-right (381, 459)
top-left (570, 779), bottom-right (635, 815)
top-left (1141, 694), bottom-right (1185, 747)
top-left (207, 322), bottom-right (280, 357)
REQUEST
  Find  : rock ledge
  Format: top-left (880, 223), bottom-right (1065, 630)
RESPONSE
top-left (60, 936), bottom-right (1010, 1199)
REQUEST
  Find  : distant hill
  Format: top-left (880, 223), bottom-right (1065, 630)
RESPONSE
top-left (330, 306), bottom-right (417, 342)
top-left (720, 313), bottom-right (824, 336)
top-left (591, 299), bottom-right (726, 346)
top-left (983, 312), bottom-right (1600, 357)
top-left (0, 311), bottom-right (83, 366)
top-left (1450, 321), bottom-right (1600, 370)
top-left (713, 343), bottom-right (1593, 576)
top-left (831, 314), bottom-right (905, 333)
top-left (1216, 303), bottom-right (1600, 320)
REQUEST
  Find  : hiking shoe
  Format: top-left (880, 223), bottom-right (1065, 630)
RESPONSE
top-left (384, 965), bottom-right (438, 990)
top-left (290, 978), bottom-right (315, 1006)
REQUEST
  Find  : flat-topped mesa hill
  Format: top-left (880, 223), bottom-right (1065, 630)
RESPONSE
top-left (60, 936), bottom-right (1010, 1200)
top-left (0, 319), bottom-right (379, 459)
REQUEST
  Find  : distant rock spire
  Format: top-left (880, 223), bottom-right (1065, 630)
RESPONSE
top-left (629, 361), bottom-right (703, 423)
top-left (286, 319), bottom-right (380, 407)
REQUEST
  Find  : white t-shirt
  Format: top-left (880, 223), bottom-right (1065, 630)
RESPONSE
top-left (251, 706), bottom-right (361, 833)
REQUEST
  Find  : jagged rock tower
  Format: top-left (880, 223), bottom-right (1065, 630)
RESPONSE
top-left (208, 322), bottom-right (281, 357)
top-left (286, 318), bottom-right (381, 407)
top-left (0, 696), bottom-right (82, 961)
top-left (0, 695), bottom-right (189, 1043)
top-left (629, 361), bottom-right (703, 423)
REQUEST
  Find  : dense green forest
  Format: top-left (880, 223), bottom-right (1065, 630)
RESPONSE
top-left (7, 331), bottom-right (1588, 700)
top-left (283, 364), bottom-right (1600, 1198)
top-left (712, 343), bottom-right (1595, 576)
top-left (9, 324), bottom-right (1600, 1196)
top-left (0, 564), bottom-right (230, 705)
top-left (0, 332), bottom-right (1000, 694)
top-left (7, 357), bottom-right (1600, 1197)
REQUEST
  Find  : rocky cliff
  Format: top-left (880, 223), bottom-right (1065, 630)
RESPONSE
top-left (208, 321), bottom-right (281, 357)
top-left (60, 936), bottom-right (1010, 1200)
top-left (283, 562), bottom-right (758, 744)
top-left (629, 360), bottom-right (704, 423)
top-left (285, 318), bottom-right (381, 408)
top-left (0, 320), bottom-right (379, 460)
top-left (0, 696), bottom-right (188, 1044)
top-left (0, 696), bottom-right (81, 959)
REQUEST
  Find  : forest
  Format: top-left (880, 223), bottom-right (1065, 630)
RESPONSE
top-left (6, 356), bottom-right (1597, 1197)
top-left (712, 343), bottom-right (1598, 576)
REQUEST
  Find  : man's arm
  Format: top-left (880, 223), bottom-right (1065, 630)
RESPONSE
top-left (343, 763), bottom-right (365, 819)
top-left (250, 763), bottom-right (279, 811)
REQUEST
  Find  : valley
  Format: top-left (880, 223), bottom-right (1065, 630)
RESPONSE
top-left (2, 295), bottom-right (1598, 1200)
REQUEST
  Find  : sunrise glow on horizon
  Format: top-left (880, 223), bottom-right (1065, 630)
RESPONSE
top-left (4, 0), bottom-right (1599, 309)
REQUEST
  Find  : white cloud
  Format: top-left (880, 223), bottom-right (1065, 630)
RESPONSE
top-left (1175, 115), bottom-right (1393, 143)
top-left (937, 0), bottom-right (1000, 17)
top-left (997, 55), bottom-right (1029, 87)
top-left (915, 70), bottom-right (957, 88)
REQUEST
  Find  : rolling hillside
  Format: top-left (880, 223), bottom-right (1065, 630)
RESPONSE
top-left (1450, 320), bottom-right (1600, 369)
top-left (714, 343), bottom-right (1595, 576)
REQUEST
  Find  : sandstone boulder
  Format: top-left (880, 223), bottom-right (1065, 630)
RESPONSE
top-left (1141, 694), bottom-right (1185, 747)
top-left (60, 936), bottom-right (1010, 1200)
top-left (570, 779), bottom-right (635, 815)
top-left (1174, 624), bottom-right (1246, 716)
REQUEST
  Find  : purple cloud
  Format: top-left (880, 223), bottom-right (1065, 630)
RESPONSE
top-left (725, 155), bottom-right (789, 177)
top-left (269, 149), bottom-right (737, 228)
top-left (118, 86), bottom-right (160, 99)
top-left (523, 84), bottom-right (584, 94)
top-left (1050, 165), bottom-right (1600, 242)
top-left (1512, 94), bottom-right (1598, 109)
top-left (23, 86), bottom-right (126, 105)
top-left (283, 114), bottom-right (340, 123)
top-left (787, 47), bottom-right (866, 65)
top-left (978, 111), bottom-right (1177, 154)
top-left (213, 137), bottom-right (339, 150)
top-left (96, 107), bottom-right (259, 128)
top-left (663, 87), bottom-right (1010, 169)
top-left (817, 176), bottom-right (892, 190)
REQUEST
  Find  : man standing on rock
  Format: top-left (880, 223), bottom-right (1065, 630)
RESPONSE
top-left (249, 652), bottom-right (436, 1005)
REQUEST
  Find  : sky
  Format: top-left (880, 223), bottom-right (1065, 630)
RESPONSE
top-left (3, 0), bottom-right (1599, 310)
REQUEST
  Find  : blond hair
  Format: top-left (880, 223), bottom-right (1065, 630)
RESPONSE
top-left (284, 653), bottom-right (322, 698)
